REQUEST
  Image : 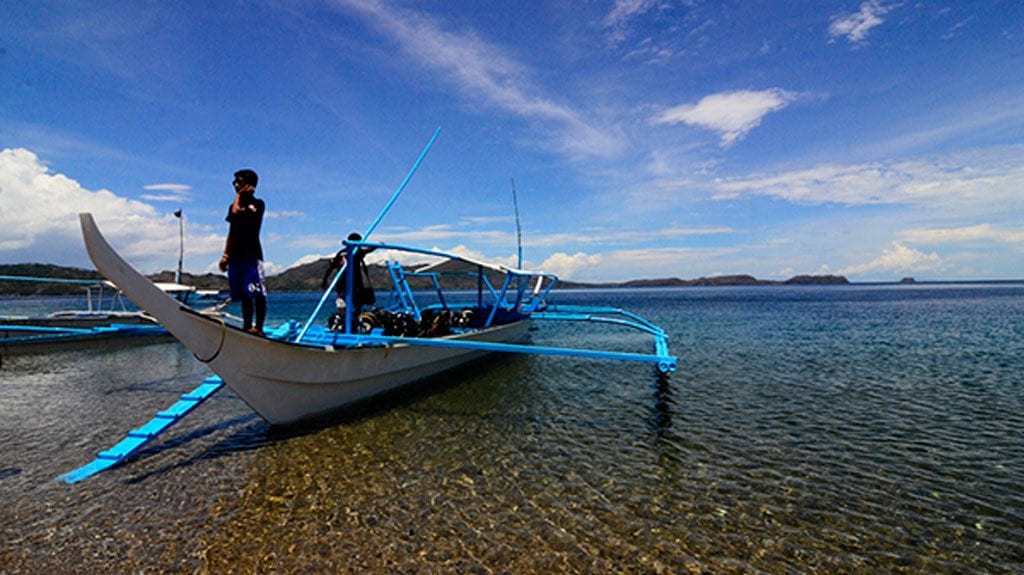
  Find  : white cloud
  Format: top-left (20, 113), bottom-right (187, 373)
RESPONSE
top-left (284, 221), bottom-right (736, 279)
top-left (838, 241), bottom-right (941, 276)
top-left (604, 0), bottom-right (659, 29)
top-left (901, 224), bottom-right (1024, 245)
top-left (538, 252), bottom-right (603, 279)
top-left (0, 148), bottom-right (222, 272)
top-left (265, 210), bottom-right (306, 220)
top-left (546, 246), bottom-right (747, 282)
top-left (444, 244), bottom-right (519, 269)
top-left (140, 183), bottom-right (191, 204)
top-left (333, 0), bottom-right (622, 159)
top-left (143, 183), bottom-right (191, 192)
top-left (375, 226), bottom-right (513, 247)
top-left (713, 152), bottom-right (1024, 208)
top-left (603, 0), bottom-right (660, 46)
top-left (282, 241), bottom-right (522, 274)
top-left (287, 253), bottom-right (331, 269)
top-left (654, 89), bottom-right (796, 146)
top-left (460, 215), bottom-right (515, 226)
top-left (141, 193), bottom-right (189, 203)
top-left (526, 225), bottom-right (734, 248)
top-left (829, 1), bottom-right (890, 43)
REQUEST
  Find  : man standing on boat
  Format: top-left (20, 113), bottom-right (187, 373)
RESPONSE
top-left (321, 232), bottom-right (376, 327)
top-left (218, 169), bottom-right (267, 336)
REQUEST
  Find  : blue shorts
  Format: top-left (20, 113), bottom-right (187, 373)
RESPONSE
top-left (227, 260), bottom-right (266, 302)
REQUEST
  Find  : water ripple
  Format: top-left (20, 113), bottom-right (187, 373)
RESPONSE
top-left (1, 286), bottom-right (1023, 572)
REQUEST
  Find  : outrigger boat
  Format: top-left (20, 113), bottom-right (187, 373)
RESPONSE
top-left (60, 129), bottom-right (675, 483)
top-left (78, 213), bottom-right (675, 425)
top-left (0, 275), bottom-right (169, 357)
top-left (0, 273), bottom-right (230, 357)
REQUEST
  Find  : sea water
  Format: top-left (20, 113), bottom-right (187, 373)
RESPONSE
top-left (0, 284), bottom-right (1021, 573)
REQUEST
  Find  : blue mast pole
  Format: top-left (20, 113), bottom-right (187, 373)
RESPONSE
top-left (296, 126), bottom-right (442, 342)
top-left (363, 127), bottom-right (442, 239)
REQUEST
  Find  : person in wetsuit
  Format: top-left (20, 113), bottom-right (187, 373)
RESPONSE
top-left (218, 169), bottom-right (267, 336)
top-left (321, 232), bottom-right (376, 324)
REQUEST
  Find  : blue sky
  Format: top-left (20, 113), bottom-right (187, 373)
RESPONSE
top-left (2, 0), bottom-right (1022, 282)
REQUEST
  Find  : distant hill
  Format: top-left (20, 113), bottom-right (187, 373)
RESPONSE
top-left (691, 274), bottom-right (772, 287)
top-left (784, 274), bottom-right (849, 285)
top-left (563, 273), bottom-right (847, 288)
top-left (0, 264), bottom-right (103, 295)
top-left (147, 270), bottom-right (230, 290)
top-left (0, 261), bottom-right (849, 295)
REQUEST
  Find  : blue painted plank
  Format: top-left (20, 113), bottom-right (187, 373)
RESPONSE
top-left (57, 376), bottom-right (224, 484)
top-left (129, 418), bottom-right (174, 438)
top-left (157, 401), bottom-right (195, 419)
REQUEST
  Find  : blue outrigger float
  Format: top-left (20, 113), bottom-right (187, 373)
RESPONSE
top-left (61, 129), bottom-right (676, 483)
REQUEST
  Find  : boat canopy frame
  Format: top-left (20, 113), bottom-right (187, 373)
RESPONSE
top-left (336, 238), bottom-right (559, 333)
top-left (296, 239), bottom-right (677, 374)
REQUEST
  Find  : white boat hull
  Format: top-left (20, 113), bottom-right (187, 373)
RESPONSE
top-left (79, 213), bottom-right (528, 424)
top-left (179, 311), bottom-right (528, 423)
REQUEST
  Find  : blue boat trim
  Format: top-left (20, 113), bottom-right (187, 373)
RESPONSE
top-left (1, 323), bottom-right (168, 348)
top-left (57, 376), bottom-right (224, 484)
top-left (304, 331), bottom-right (678, 373)
top-left (530, 305), bottom-right (675, 373)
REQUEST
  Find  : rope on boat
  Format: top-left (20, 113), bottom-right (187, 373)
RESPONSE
top-left (193, 314), bottom-right (227, 363)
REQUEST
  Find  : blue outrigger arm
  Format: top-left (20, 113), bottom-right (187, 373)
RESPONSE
top-left (57, 376), bottom-right (224, 484)
top-left (325, 331), bottom-right (677, 373)
top-left (530, 305), bottom-right (676, 373)
top-left (289, 239), bottom-right (678, 373)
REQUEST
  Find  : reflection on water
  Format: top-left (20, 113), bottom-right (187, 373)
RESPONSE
top-left (1, 286), bottom-right (1023, 573)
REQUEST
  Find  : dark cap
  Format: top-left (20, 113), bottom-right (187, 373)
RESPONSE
top-left (234, 169), bottom-right (258, 187)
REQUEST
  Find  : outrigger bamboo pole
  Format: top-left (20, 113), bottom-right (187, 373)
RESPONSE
top-left (296, 127), bottom-right (442, 342)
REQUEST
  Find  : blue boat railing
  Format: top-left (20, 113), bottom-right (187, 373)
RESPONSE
top-left (532, 305), bottom-right (666, 336)
top-left (274, 238), bottom-right (677, 373)
top-left (0, 274), bottom-right (133, 314)
top-left (294, 330), bottom-right (678, 373)
top-left (1, 323), bottom-right (168, 347)
top-left (530, 305), bottom-right (675, 374)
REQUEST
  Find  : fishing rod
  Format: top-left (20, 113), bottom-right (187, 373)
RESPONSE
top-left (296, 126), bottom-right (442, 342)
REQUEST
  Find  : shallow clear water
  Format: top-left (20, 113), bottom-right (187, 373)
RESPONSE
top-left (1, 285), bottom-right (1022, 573)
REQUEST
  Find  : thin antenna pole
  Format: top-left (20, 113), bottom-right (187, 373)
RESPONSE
top-left (511, 177), bottom-right (522, 270)
top-left (175, 208), bottom-right (184, 284)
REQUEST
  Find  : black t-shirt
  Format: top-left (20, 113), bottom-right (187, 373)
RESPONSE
top-left (325, 250), bottom-right (368, 295)
top-left (225, 196), bottom-right (265, 262)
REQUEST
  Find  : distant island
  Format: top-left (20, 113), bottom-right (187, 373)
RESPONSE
top-left (1, 261), bottom-right (850, 296)
top-left (584, 274), bottom-right (850, 289)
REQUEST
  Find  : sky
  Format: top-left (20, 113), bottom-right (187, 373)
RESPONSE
top-left (1, 0), bottom-right (1023, 282)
